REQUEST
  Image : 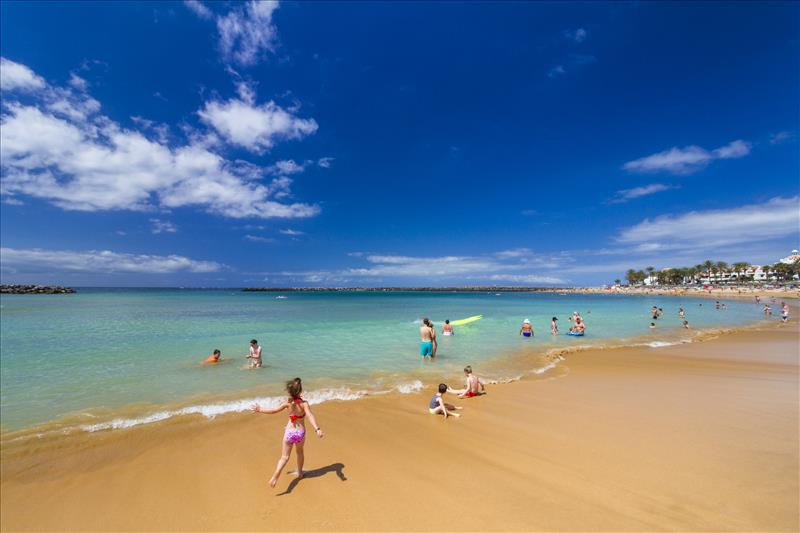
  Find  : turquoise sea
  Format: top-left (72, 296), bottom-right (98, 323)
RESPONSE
top-left (0, 289), bottom-right (772, 435)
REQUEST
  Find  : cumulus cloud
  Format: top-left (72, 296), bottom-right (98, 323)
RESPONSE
top-left (218, 1), bottom-right (279, 66)
top-left (0, 59), bottom-right (319, 219)
top-left (623, 140), bottom-right (752, 175)
top-left (186, 0), bottom-right (279, 67)
top-left (0, 57), bottom-right (46, 91)
top-left (198, 83), bottom-right (318, 153)
top-left (151, 218), bottom-right (178, 234)
top-left (617, 196), bottom-right (800, 248)
top-left (0, 247), bottom-right (222, 274)
top-left (610, 183), bottom-right (676, 203)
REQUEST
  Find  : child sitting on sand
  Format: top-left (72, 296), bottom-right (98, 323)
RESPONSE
top-left (448, 365), bottom-right (485, 398)
top-left (251, 378), bottom-right (324, 488)
top-left (429, 384), bottom-right (461, 419)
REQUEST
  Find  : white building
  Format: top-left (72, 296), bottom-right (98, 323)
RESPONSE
top-left (780, 249), bottom-right (800, 265)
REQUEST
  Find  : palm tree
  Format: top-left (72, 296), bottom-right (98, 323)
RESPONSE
top-left (731, 262), bottom-right (750, 284)
top-left (614, 278), bottom-right (621, 286)
top-left (703, 260), bottom-right (714, 280)
top-left (625, 269), bottom-right (637, 285)
top-left (715, 261), bottom-right (729, 284)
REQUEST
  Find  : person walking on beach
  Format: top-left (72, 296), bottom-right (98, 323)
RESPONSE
top-left (251, 378), bottom-right (324, 488)
top-left (246, 339), bottom-right (263, 369)
top-left (428, 383), bottom-right (461, 419)
top-left (551, 317), bottom-right (559, 335)
top-left (420, 318), bottom-right (436, 360)
top-left (448, 365), bottom-right (485, 398)
top-left (442, 319), bottom-right (454, 336)
top-left (520, 319), bottom-right (533, 337)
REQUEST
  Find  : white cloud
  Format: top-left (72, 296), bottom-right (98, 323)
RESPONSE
top-left (198, 84), bottom-right (318, 153)
top-left (244, 234), bottom-right (276, 243)
top-left (68, 73), bottom-right (88, 91)
top-left (769, 131), bottom-right (794, 145)
top-left (0, 247), bottom-right (222, 274)
top-left (270, 159), bottom-right (307, 174)
top-left (0, 57), bottom-right (46, 91)
top-left (259, 249), bottom-right (569, 286)
top-left (317, 157), bottom-right (334, 168)
top-left (150, 218), bottom-right (178, 234)
top-left (0, 60), bottom-right (319, 219)
top-left (217, 0), bottom-right (279, 66)
top-left (547, 65), bottom-right (566, 78)
top-left (184, 0), bottom-right (213, 20)
top-left (488, 274), bottom-right (564, 284)
top-left (623, 140), bottom-right (752, 175)
top-left (563, 28), bottom-right (588, 43)
top-left (279, 229), bottom-right (304, 235)
top-left (617, 197), bottom-right (800, 248)
top-left (611, 183), bottom-right (675, 203)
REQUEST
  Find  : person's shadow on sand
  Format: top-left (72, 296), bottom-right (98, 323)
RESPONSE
top-left (278, 463), bottom-right (347, 495)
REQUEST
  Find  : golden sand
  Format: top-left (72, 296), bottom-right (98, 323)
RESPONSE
top-left (1, 325), bottom-right (798, 531)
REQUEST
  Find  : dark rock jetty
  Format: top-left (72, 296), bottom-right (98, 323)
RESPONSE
top-left (1, 284), bottom-right (76, 294)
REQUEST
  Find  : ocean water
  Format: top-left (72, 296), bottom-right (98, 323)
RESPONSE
top-left (0, 289), bottom-right (771, 435)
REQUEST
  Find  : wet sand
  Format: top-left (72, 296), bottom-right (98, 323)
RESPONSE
top-left (1, 324), bottom-right (798, 531)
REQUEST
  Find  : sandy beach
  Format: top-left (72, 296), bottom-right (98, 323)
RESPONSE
top-left (1, 319), bottom-right (797, 532)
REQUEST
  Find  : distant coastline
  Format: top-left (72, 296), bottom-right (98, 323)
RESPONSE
top-left (0, 285), bottom-right (75, 294)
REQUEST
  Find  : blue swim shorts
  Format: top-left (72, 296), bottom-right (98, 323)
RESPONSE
top-left (420, 341), bottom-right (433, 356)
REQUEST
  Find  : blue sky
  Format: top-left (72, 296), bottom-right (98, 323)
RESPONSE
top-left (1, 0), bottom-right (798, 287)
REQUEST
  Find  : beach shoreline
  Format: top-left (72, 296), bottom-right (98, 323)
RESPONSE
top-left (2, 317), bottom-right (798, 531)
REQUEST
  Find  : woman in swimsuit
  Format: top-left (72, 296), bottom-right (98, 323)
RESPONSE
top-left (251, 378), bottom-right (324, 488)
top-left (442, 319), bottom-right (454, 336)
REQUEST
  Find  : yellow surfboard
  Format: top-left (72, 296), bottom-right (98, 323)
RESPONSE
top-left (449, 315), bottom-right (483, 326)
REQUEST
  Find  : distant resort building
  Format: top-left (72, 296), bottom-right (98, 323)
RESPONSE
top-left (640, 250), bottom-right (799, 286)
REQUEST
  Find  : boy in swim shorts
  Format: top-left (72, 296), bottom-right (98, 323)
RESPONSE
top-left (448, 365), bottom-right (485, 398)
top-left (246, 339), bottom-right (263, 368)
top-left (420, 318), bottom-right (435, 359)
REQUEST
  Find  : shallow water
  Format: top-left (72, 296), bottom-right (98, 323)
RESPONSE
top-left (0, 289), bottom-right (771, 433)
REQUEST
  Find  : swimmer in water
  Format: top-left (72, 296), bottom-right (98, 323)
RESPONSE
top-left (683, 319), bottom-right (690, 329)
top-left (649, 322), bottom-right (656, 329)
top-left (520, 319), bottom-right (533, 337)
top-left (448, 365), bottom-right (485, 398)
top-left (246, 339), bottom-right (263, 369)
top-left (442, 319), bottom-right (454, 336)
top-left (420, 318), bottom-right (436, 360)
top-left (678, 307), bottom-right (686, 320)
top-left (203, 349), bottom-right (222, 364)
top-left (551, 317), bottom-right (559, 335)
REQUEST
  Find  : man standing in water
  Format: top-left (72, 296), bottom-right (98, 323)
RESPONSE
top-left (420, 318), bottom-right (436, 360)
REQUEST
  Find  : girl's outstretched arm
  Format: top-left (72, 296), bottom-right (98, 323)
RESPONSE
top-left (303, 403), bottom-right (324, 437)
top-left (251, 402), bottom-right (289, 414)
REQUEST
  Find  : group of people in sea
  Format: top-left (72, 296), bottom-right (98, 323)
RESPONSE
top-left (202, 339), bottom-right (263, 368)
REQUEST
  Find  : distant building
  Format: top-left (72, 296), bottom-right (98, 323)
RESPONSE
top-left (780, 249), bottom-right (800, 265)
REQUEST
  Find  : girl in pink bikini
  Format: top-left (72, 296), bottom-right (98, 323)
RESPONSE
top-left (251, 378), bottom-right (324, 488)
